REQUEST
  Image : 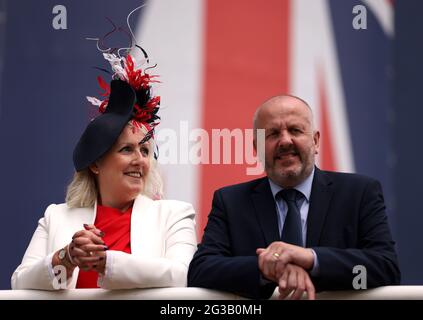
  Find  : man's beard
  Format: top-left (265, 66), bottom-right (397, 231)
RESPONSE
top-left (272, 146), bottom-right (303, 178)
top-left (266, 150), bottom-right (314, 185)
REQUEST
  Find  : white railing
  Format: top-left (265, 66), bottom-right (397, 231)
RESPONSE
top-left (0, 286), bottom-right (422, 300)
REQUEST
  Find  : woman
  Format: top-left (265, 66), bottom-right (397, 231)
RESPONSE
top-left (11, 52), bottom-right (197, 290)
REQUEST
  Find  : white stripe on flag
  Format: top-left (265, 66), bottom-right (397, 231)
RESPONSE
top-left (363, 0), bottom-right (394, 37)
top-left (134, 0), bottom-right (204, 209)
top-left (291, 0), bottom-right (355, 173)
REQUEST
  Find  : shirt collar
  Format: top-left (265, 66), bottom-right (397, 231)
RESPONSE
top-left (268, 167), bottom-right (315, 202)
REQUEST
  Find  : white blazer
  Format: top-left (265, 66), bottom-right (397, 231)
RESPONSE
top-left (11, 195), bottom-right (197, 290)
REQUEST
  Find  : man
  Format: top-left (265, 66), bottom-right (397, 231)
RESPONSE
top-left (188, 95), bottom-right (400, 299)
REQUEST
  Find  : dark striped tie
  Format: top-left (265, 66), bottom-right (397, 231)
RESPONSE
top-left (278, 189), bottom-right (303, 246)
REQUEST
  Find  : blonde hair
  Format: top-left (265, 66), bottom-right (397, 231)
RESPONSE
top-left (66, 125), bottom-right (164, 208)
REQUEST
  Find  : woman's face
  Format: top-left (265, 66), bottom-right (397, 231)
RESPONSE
top-left (91, 125), bottom-right (151, 209)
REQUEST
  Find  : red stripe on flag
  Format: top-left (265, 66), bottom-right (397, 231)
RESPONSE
top-left (198, 0), bottom-right (291, 238)
top-left (317, 69), bottom-right (336, 171)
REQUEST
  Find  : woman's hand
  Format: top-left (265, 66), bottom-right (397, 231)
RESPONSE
top-left (68, 224), bottom-right (107, 272)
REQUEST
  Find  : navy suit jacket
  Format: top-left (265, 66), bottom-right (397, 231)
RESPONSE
top-left (188, 168), bottom-right (400, 299)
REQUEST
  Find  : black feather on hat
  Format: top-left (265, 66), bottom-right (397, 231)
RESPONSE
top-left (73, 80), bottom-right (136, 171)
top-left (73, 51), bottom-right (161, 172)
top-left (74, 3), bottom-right (161, 172)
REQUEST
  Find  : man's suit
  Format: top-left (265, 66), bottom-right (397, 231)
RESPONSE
top-left (188, 167), bottom-right (400, 299)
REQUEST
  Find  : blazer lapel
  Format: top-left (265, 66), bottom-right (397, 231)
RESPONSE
top-left (59, 205), bottom-right (96, 245)
top-left (251, 178), bottom-right (281, 246)
top-left (130, 194), bottom-right (156, 257)
top-left (306, 168), bottom-right (333, 247)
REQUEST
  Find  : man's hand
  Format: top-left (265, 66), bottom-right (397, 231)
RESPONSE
top-left (256, 241), bottom-right (315, 282)
top-left (277, 263), bottom-right (315, 300)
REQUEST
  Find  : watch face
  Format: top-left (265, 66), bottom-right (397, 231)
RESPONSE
top-left (58, 249), bottom-right (66, 260)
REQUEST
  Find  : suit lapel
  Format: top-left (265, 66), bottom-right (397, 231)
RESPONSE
top-left (306, 168), bottom-right (333, 247)
top-left (130, 194), bottom-right (157, 257)
top-left (59, 205), bottom-right (96, 246)
top-left (251, 178), bottom-right (280, 246)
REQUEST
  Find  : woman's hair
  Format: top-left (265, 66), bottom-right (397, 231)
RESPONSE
top-left (66, 125), bottom-right (164, 208)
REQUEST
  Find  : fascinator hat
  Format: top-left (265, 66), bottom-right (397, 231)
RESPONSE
top-left (73, 7), bottom-right (160, 172)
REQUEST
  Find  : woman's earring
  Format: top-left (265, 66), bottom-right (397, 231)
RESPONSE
top-left (90, 164), bottom-right (99, 175)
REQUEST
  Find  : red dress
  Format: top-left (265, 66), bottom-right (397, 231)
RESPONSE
top-left (76, 205), bottom-right (132, 288)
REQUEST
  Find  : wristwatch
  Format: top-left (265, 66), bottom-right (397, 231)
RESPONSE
top-left (58, 248), bottom-right (67, 260)
top-left (58, 247), bottom-right (74, 268)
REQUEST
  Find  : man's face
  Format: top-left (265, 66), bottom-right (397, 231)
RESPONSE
top-left (254, 97), bottom-right (320, 188)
